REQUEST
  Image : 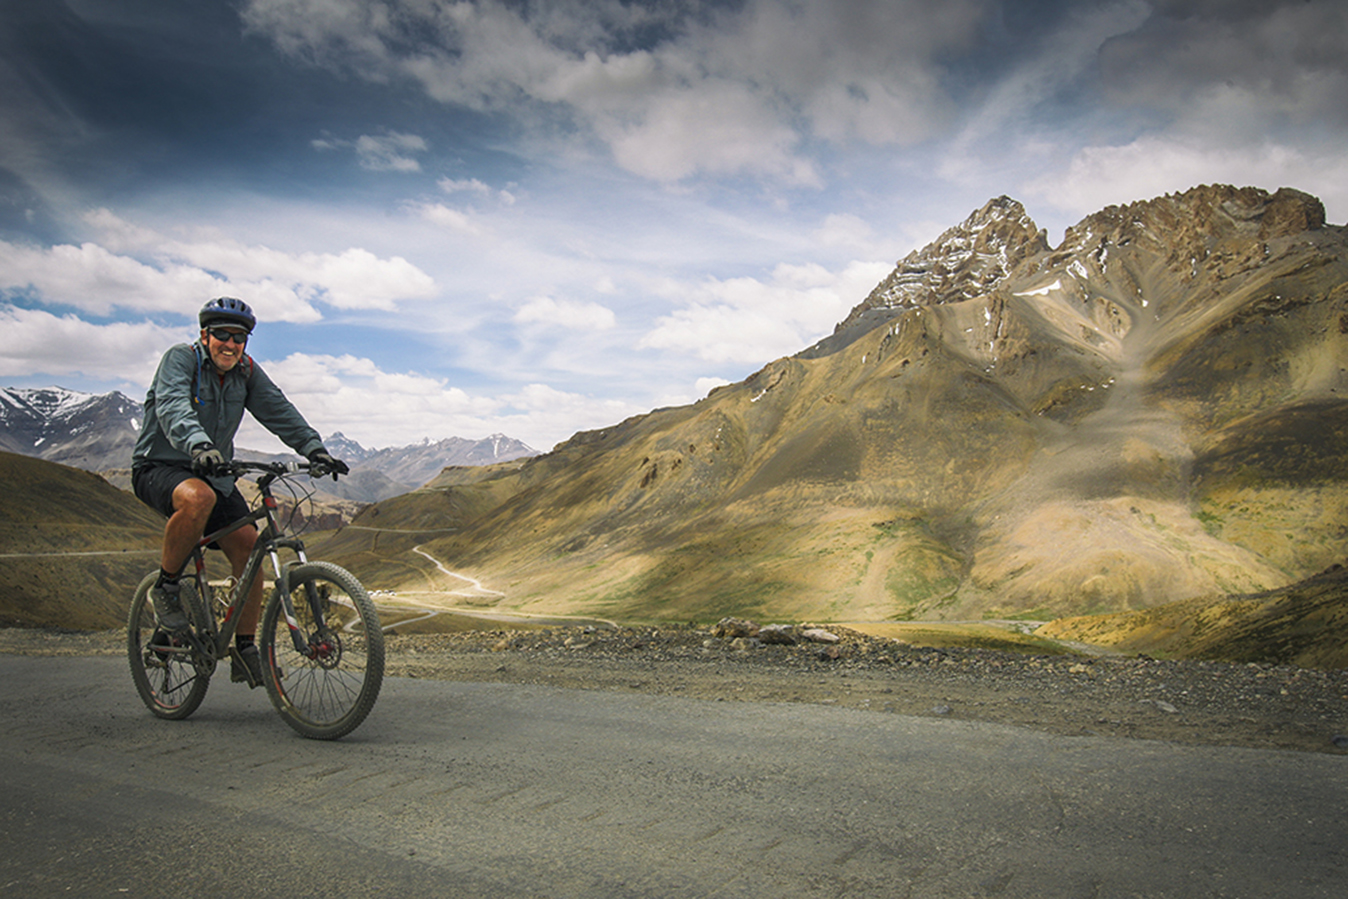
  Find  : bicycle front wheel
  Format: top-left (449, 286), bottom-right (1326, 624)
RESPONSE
top-left (259, 561), bottom-right (385, 740)
top-left (127, 571), bottom-right (212, 720)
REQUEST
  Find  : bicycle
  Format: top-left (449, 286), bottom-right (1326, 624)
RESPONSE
top-left (127, 460), bottom-right (384, 740)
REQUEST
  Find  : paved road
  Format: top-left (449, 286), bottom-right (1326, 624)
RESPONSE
top-left (2, 654), bottom-right (1345, 898)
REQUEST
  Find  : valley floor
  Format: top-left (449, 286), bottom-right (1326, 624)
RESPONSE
top-left (4, 624), bottom-right (1347, 755)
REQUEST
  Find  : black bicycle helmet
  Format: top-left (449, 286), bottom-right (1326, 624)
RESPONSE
top-left (198, 297), bottom-right (256, 332)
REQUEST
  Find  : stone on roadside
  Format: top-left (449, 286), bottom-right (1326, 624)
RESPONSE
top-left (758, 624), bottom-right (798, 645)
top-left (800, 627), bottom-right (840, 644)
top-left (712, 617), bottom-right (759, 638)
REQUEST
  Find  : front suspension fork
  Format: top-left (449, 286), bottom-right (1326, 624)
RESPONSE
top-left (273, 556), bottom-right (333, 659)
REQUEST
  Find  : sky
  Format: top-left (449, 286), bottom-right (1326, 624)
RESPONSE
top-left (2, 0), bottom-right (1346, 454)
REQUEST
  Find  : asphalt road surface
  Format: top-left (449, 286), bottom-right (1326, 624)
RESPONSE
top-left (2, 654), bottom-right (1345, 898)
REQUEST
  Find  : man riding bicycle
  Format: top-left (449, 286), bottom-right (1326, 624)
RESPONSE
top-left (131, 297), bottom-right (349, 687)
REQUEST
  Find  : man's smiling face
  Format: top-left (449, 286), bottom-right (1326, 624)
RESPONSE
top-left (202, 326), bottom-right (248, 372)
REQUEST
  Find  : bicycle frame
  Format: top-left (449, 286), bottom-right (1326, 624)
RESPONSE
top-left (174, 463), bottom-right (322, 665)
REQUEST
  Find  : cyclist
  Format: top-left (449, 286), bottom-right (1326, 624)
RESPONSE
top-left (131, 297), bottom-right (349, 687)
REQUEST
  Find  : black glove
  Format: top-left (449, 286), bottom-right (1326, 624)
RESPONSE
top-left (307, 449), bottom-right (349, 479)
top-left (191, 443), bottom-right (225, 477)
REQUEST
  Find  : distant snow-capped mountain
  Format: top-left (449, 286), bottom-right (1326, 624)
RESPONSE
top-left (0, 386), bottom-right (540, 501)
top-left (239, 430), bottom-right (540, 502)
top-left (0, 387), bottom-right (142, 471)
top-left (355, 432), bottom-right (539, 487)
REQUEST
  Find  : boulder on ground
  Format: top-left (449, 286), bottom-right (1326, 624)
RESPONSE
top-left (712, 617), bottom-right (759, 638)
top-left (758, 624), bottom-right (798, 645)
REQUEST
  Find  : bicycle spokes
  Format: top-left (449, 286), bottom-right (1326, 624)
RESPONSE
top-left (260, 562), bottom-right (384, 740)
top-left (127, 571), bottom-right (212, 720)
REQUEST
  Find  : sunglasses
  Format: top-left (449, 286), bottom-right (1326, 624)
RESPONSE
top-left (208, 328), bottom-right (249, 345)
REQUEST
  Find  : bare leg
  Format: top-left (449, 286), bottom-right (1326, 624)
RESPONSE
top-left (161, 478), bottom-right (217, 574)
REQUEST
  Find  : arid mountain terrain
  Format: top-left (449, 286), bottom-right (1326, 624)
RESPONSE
top-left (0, 451), bottom-right (163, 628)
top-left (317, 185), bottom-right (1348, 628)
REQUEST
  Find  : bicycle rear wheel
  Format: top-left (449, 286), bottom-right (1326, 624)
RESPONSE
top-left (259, 561), bottom-right (384, 740)
top-left (127, 572), bottom-right (212, 719)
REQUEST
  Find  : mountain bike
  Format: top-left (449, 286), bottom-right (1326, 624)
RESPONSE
top-left (127, 460), bottom-right (384, 740)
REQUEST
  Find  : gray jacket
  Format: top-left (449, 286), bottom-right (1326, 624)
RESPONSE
top-left (132, 341), bottom-right (325, 492)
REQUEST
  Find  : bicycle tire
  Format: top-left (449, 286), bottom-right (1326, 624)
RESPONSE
top-left (259, 561), bottom-right (384, 740)
top-left (127, 571), bottom-right (212, 720)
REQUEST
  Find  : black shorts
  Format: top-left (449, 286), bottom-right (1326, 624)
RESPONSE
top-left (132, 463), bottom-right (251, 541)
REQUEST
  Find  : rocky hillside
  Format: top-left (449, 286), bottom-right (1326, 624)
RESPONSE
top-left (0, 451), bottom-right (164, 628)
top-left (319, 185), bottom-right (1348, 626)
top-left (1039, 563), bottom-right (1348, 669)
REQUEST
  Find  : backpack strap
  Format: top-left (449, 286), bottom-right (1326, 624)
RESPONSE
top-left (192, 343), bottom-right (204, 406)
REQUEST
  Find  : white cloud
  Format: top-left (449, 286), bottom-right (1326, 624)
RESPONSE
top-left (354, 132), bottom-right (428, 172)
top-left (81, 207), bottom-right (161, 253)
top-left (311, 131), bottom-right (429, 172)
top-left (0, 209), bottom-right (439, 321)
top-left (597, 79), bottom-right (819, 185)
top-left (438, 177), bottom-right (492, 195)
top-left (639, 259), bottom-right (891, 363)
top-left (234, 351), bottom-right (639, 451)
top-left (0, 239), bottom-right (230, 316)
top-left (239, 350), bottom-right (502, 450)
top-left (0, 305), bottom-right (185, 382)
top-left (704, 0), bottom-right (983, 146)
top-left (412, 202), bottom-right (487, 236)
top-left (809, 212), bottom-right (921, 263)
top-left (160, 239), bottom-right (437, 311)
top-left (924, 1), bottom-right (1348, 230)
top-left (1022, 137), bottom-right (1348, 226)
top-left (514, 295), bottom-right (616, 330)
top-left (496, 382), bottom-right (642, 450)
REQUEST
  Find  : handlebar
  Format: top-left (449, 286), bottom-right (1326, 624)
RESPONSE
top-left (222, 459), bottom-right (343, 481)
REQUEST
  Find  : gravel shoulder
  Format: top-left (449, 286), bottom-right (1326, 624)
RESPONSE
top-left (6, 624), bottom-right (1348, 755)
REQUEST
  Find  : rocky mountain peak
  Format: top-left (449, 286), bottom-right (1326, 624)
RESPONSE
top-left (837, 196), bottom-right (1049, 334)
top-left (1051, 184), bottom-right (1327, 268)
top-left (0, 387), bottom-right (141, 470)
top-left (321, 431), bottom-right (373, 463)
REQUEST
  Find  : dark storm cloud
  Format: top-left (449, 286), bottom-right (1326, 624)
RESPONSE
top-left (1098, 0), bottom-right (1348, 129)
top-left (0, 0), bottom-right (497, 233)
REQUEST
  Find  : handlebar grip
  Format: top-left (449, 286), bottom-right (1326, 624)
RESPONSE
top-left (306, 461), bottom-right (342, 481)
